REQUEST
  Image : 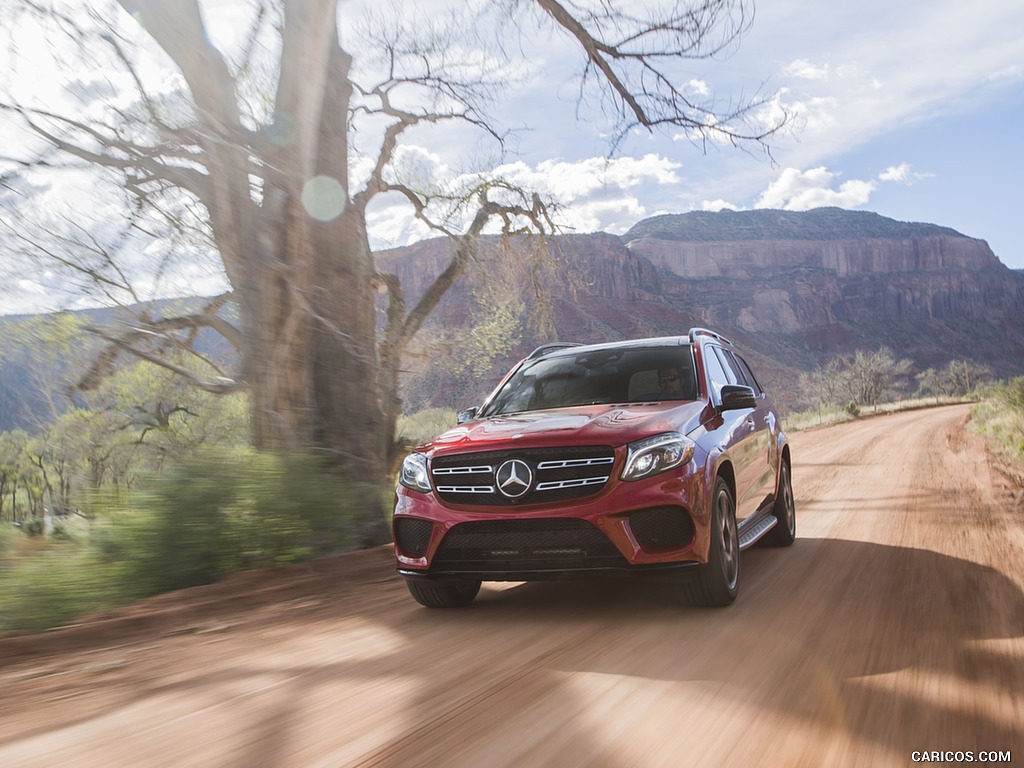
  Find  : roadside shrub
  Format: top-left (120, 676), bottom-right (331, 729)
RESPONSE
top-left (0, 449), bottom-right (374, 633)
top-left (0, 543), bottom-right (120, 634)
top-left (971, 378), bottom-right (1024, 460)
top-left (96, 448), bottom-right (365, 597)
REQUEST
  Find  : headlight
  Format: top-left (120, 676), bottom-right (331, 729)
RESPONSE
top-left (399, 453), bottom-right (432, 492)
top-left (621, 433), bottom-right (694, 481)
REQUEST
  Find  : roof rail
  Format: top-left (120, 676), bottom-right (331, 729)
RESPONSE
top-left (688, 327), bottom-right (733, 346)
top-left (527, 342), bottom-right (582, 359)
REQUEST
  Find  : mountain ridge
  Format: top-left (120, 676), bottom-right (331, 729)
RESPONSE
top-left (380, 208), bottom-right (1024, 412)
top-left (2, 208), bottom-right (1022, 429)
top-left (622, 207), bottom-right (970, 244)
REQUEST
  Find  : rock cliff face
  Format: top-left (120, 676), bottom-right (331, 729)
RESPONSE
top-left (625, 234), bottom-right (1001, 278)
top-left (625, 233), bottom-right (1017, 331)
top-left (378, 209), bottom-right (1024, 411)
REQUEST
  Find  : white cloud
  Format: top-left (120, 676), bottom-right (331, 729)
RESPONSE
top-left (683, 79), bottom-right (711, 96)
top-left (364, 152), bottom-right (683, 247)
top-left (16, 279), bottom-right (46, 295)
top-left (702, 199), bottom-right (740, 212)
top-left (755, 167), bottom-right (876, 210)
top-left (987, 65), bottom-right (1023, 83)
top-left (878, 163), bottom-right (934, 184)
top-left (878, 163), bottom-right (912, 183)
top-left (493, 154), bottom-right (682, 199)
top-left (781, 59), bottom-right (830, 81)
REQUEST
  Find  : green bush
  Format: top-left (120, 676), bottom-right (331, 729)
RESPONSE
top-left (0, 544), bottom-right (121, 634)
top-left (95, 449), bottom-right (365, 597)
top-left (971, 378), bottom-right (1024, 460)
top-left (0, 449), bottom-right (375, 633)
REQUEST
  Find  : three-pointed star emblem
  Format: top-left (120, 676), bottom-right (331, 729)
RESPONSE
top-left (495, 459), bottom-right (533, 499)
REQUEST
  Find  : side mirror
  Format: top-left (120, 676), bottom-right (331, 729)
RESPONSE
top-left (456, 407), bottom-right (479, 424)
top-left (719, 384), bottom-right (756, 411)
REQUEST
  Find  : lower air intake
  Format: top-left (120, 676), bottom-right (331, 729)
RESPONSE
top-left (628, 506), bottom-right (694, 550)
top-left (394, 518), bottom-right (432, 556)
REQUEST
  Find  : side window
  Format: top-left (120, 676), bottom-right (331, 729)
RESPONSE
top-left (715, 347), bottom-right (763, 394)
top-left (730, 353), bottom-right (763, 395)
top-left (703, 346), bottom-right (730, 404)
top-left (712, 347), bottom-right (740, 384)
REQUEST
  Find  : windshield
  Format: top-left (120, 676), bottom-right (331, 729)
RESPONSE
top-left (481, 345), bottom-right (698, 417)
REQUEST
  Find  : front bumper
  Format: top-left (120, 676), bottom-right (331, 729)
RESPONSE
top-left (393, 462), bottom-right (712, 580)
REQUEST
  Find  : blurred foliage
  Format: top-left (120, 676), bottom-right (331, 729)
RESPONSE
top-left (92, 448), bottom-right (365, 596)
top-left (0, 448), bottom-right (369, 633)
top-left (0, 313), bottom-right (92, 429)
top-left (1, 355), bottom-right (249, 524)
top-left (0, 541), bottom-right (122, 634)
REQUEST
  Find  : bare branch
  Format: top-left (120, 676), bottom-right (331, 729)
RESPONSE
top-left (77, 301), bottom-right (243, 395)
top-left (531, 0), bottom-right (788, 149)
top-left (1, 103), bottom-right (213, 202)
top-left (396, 182), bottom-right (557, 349)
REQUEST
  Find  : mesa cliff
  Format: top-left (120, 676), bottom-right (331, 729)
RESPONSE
top-left (378, 208), bottom-right (1024, 411)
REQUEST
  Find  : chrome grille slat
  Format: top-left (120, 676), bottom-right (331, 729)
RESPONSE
top-left (434, 485), bottom-right (495, 494)
top-left (535, 475), bottom-right (609, 491)
top-left (431, 446), bottom-right (616, 506)
top-left (536, 457), bottom-right (615, 469)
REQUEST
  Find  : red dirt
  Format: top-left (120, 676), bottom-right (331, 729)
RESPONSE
top-left (1, 404), bottom-right (1022, 767)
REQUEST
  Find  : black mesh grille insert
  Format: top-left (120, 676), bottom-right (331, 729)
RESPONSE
top-left (431, 446), bottom-right (615, 506)
top-left (628, 506), bottom-right (694, 550)
top-left (394, 518), bottom-right (432, 556)
top-left (432, 518), bottom-right (627, 572)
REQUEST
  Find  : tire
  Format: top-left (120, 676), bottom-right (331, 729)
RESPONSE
top-left (405, 578), bottom-right (481, 609)
top-left (761, 461), bottom-right (796, 547)
top-left (677, 477), bottom-right (740, 607)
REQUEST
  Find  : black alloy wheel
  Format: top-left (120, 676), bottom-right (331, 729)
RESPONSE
top-left (677, 477), bottom-right (740, 607)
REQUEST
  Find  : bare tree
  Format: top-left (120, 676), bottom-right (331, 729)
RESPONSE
top-left (1, 0), bottom-right (786, 498)
top-left (841, 347), bottom-right (913, 408)
top-left (916, 360), bottom-right (992, 399)
top-left (797, 357), bottom-right (845, 411)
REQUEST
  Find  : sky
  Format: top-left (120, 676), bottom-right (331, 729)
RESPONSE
top-left (449, 0), bottom-right (1023, 265)
top-left (1, 0), bottom-right (1023, 315)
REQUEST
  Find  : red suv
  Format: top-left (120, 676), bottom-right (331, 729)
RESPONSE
top-left (393, 328), bottom-right (795, 608)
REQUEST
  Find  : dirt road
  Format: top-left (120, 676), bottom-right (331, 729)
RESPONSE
top-left (1, 404), bottom-right (1022, 767)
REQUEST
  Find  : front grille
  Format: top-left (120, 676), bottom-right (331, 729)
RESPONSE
top-left (431, 518), bottom-right (628, 573)
top-left (431, 446), bottom-right (616, 506)
top-left (628, 506), bottom-right (694, 550)
top-left (394, 518), bottom-right (432, 556)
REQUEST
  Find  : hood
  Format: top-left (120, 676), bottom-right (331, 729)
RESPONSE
top-left (420, 402), bottom-right (707, 457)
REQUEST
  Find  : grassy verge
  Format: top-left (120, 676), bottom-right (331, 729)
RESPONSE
top-left (968, 379), bottom-right (1024, 462)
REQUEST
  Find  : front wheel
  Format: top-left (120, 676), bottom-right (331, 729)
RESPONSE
top-left (405, 578), bottom-right (481, 608)
top-left (677, 477), bottom-right (740, 607)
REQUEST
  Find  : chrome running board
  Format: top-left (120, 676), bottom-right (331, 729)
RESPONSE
top-left (738, 514), bottom-right (778, 550)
